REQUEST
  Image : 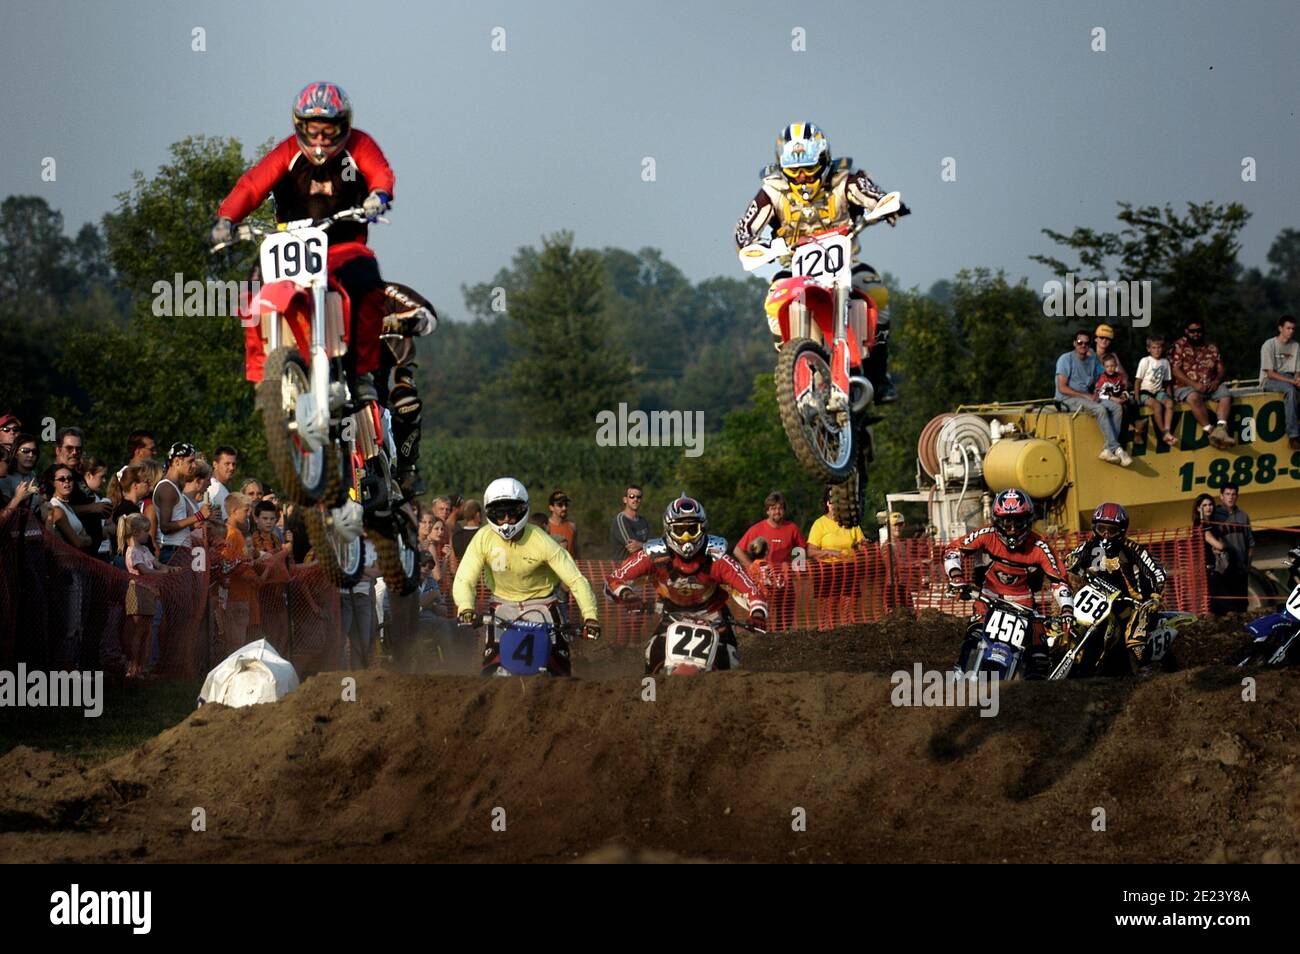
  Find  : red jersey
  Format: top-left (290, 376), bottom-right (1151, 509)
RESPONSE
top-left (943, 526), bottom-right (1072, 609)
top-left (737, 520), bottom-right (806, 566)
top-left (218, 130), bottom-right (395, 246)
top-left (606, 537), bottom-right (767, 616)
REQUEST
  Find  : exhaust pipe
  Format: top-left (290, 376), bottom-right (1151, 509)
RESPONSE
top-left (849, 375), bottom-right (874, 414)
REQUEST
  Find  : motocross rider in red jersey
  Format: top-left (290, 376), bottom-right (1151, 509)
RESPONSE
top-left (733, 122), bottom-right (907, 403)
top-left (606, 496), bottom-right (768, 674)
top-left (943, 488), bottom-right (1074, 679)
top-left (212, 81), bottom-right (434, 494)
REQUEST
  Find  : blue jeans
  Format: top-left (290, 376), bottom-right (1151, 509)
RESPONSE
top-left (1060, 396), bottom-right (1122, 451)
top-left (1261, 378), bottom-right (1300, 437)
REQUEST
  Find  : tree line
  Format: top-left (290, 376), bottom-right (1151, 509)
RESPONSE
top-left (1, 135), bottom-right (1296, 543)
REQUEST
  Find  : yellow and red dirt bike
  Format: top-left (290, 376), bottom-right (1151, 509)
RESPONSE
top-left (737, 192), bottom-right (907, 527)
top-left (213, 207), bottom-right (418, 594)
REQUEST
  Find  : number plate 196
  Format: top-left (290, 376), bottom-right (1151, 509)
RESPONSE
top-left (260, 228), bottom-right (328, 286)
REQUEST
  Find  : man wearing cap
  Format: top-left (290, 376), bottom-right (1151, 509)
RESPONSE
top-left (0, 413), bottom-right (22, 457)
top-left (546, 490), bottom-right (579, 558)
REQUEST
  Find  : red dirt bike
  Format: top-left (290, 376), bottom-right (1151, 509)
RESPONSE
top-left (737, 192), bottom-right (907, 527)
top-left (212, 207), bottom-right (421, 594)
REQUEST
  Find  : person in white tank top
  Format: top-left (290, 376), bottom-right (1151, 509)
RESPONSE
top-left (153, 442), bottom-right (213, 562)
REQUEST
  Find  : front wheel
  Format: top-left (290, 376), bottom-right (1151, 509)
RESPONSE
top-left (257, 347), bottom-right (337, 505)
top-left (774, 338), bottom-right (855, 482)
top-left (302, 505), bottom-right (364, 587)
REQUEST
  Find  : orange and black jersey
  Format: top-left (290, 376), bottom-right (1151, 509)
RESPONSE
top-left (943, 527), bottom-right (1072, 608)
top-left (1065, 536), bottom-right (1167, 601)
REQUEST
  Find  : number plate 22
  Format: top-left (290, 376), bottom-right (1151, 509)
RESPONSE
top-left (664, 620), bottom-right (718, 670)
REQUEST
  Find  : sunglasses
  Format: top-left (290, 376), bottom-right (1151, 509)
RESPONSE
top-left (1, 424), bottom-right (19, 433)
top-left (53, 475), bottom-right (74, 483)
top-left (1074, 339), bottom-right (1090, 346)
top-left (16, 447), bottom-right (36, 455)
top-left (626, 493), bottom-right (642, 500)
top-left (1187, 327), bottom-right (1204, 334)
top-left (61, 445), bottom-right (83, 454)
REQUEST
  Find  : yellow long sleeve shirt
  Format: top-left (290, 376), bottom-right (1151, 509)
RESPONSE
top-left (452, 523), bottom-right (599, 620)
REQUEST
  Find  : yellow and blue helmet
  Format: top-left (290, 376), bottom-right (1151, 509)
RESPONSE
top-left (776, 122), bottom-right (831, 194)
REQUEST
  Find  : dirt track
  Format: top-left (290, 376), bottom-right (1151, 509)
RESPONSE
top-left (1, 613), bottom-right (1297, 863)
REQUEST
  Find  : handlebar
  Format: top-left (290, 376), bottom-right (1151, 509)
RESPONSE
top-left (947, 583), bottom-right (1064, 625)
top-left (627, 600), bottom-right (767, 635)
top-left (210, 206), bottom-right (389, 253)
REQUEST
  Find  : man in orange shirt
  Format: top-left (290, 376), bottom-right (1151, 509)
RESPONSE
top-left (546, 489), bottom-right (579, 558)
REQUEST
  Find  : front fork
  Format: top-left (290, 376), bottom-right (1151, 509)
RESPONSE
top-left (828, 283), bottom-right (852, 413)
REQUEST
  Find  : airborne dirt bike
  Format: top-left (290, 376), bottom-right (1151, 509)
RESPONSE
top-left (1050, 578), bottom-right (1194, 678)
top-left (737, 192), bottom-right (908, 527)
top-left (213, 207), bottom-right (419, 594)
top-left (951, 584), bottom-right (1064, 680)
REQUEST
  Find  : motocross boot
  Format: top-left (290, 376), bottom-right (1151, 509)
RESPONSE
top-left (864, 324), bottom-right (897, 404)
top-left (389, 365), bottom-right (425, 498)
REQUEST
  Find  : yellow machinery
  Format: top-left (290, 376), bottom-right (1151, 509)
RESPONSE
top-left (888, 383), bottom-right (1300, 587)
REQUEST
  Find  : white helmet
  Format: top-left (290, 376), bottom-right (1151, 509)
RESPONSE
top-left (483, 477), bottom-right (530, 541)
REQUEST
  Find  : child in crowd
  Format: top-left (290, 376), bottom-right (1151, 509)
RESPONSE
top-left (1135, 336), bottom-right (1177, 445)
top-left (220, 492), bottom-right (262, 646)
top-left (119, 512), bottom-right (175, 678)
top-left (251, 500), bottom-right (292, 559)
top-left (1094, 352), bottom-right (1136, 443)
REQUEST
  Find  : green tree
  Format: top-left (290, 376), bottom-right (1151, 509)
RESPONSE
top-left (1032, 200), bottom-right (1254, 370)
top-left (502, 231), bottom-right (631, 435)
top-left (675, 373), bottom-right (822, 543)
top-left (57, 135), bottom-right (273, 472)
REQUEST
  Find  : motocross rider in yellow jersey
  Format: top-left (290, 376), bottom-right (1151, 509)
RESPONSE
top-left (734, 122), bottom-right (907, 403)
top-left (453, 477), bottom-right (601, 676)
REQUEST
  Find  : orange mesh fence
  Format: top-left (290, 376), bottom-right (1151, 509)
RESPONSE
top-left (0, 510), bottom-right (343, 680)
top-left (4, 510), bottom-right (1210, 678)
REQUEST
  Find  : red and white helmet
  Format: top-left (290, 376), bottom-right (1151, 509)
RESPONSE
top-left (292, 82), bottom-right (352, 165)
top-left (992, 488), bottom-right (1035, 551)
top-left (663, 495), bottom-right (708, 559)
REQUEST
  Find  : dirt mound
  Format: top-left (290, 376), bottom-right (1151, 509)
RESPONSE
top-left (1, 614), bottom-right (1295, 864)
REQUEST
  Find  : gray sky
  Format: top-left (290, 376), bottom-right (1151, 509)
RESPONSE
top-left (3, 0), bottom-right (1297, 317)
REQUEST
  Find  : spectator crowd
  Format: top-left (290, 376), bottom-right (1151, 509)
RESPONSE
top-left (2, 316), bottom-right (1298, 677)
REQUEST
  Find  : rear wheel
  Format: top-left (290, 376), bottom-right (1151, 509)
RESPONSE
top-left (370, 528), bottom-right (417, 597)
top-left (258, 347), bottom-right (337, 505)
top-left (303, 505), bottom-right (363, 587)
top-left (775, 338), bottom-right (855, 483)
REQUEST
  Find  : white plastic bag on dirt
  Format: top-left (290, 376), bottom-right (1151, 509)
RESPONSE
top-left (197, 639), bottom-right (300, 708)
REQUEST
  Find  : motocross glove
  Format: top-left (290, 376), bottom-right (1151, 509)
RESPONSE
top-left (211, 217), bottom-right (234, 247)
top-left (582, 620), bottom-right (601, 640)
top-left (748, 608), bottom-right (768, 628)
top-left (457, 609), bottom-right (477, 626)
top-left (616, 589), bottom-right (643, 609)
top-left (363, 190), bottom-right (390, 222)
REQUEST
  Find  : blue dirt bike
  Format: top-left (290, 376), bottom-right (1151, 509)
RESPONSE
top-left (1237, 548), bottom-right (1300, 668)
